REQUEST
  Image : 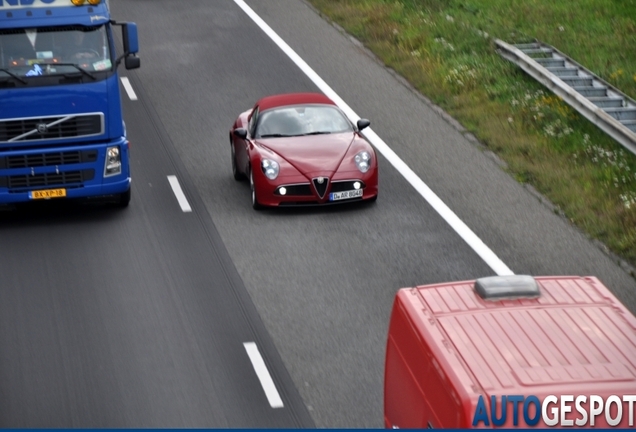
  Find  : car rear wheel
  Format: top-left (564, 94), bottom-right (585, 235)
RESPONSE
top-left (231, 140), bottom-right (244, 181)
top-left (249, 167), bottom-right (263, 210)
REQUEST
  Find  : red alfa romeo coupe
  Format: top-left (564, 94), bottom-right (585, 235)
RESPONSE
top-left (230, 93), bottom-right (379, 209)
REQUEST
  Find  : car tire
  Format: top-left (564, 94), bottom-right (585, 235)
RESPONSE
top-left (117, 186), bottom-right (131, 208)
top-left (231, 140), bottom-right (244, 181)
top-left (249, 167), bottom-right (263, 210)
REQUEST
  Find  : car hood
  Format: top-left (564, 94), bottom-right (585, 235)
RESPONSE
top-left (256, 132), bottom-right (354, 175)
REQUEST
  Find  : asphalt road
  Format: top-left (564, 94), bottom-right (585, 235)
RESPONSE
top-left (0, 0), bottom-right (634, 428)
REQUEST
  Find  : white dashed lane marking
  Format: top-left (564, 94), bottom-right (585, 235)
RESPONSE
top-left (244, 342), bottom-right (284, 409)
top-left (167, 175), bottom-right (192, 213)
top-left (120, 76), bottom-right (138, 101)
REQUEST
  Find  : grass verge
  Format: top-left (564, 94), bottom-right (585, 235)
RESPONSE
top-left (308, 0), bottom-right (636, 269)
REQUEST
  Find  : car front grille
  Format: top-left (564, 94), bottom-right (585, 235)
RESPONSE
top-left (330, 180), bottom-right (365, 193)
top-left (312, 177), bottom-right (329, 199)
top-left (275, 183), bottom-right (312, 196)
top-left (275, 180), bottom-right (365, 197)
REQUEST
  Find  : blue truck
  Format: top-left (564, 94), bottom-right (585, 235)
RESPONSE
top-left (0, 0), bottom-right (139, 207)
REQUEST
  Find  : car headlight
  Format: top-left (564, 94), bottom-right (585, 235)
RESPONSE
top-left (104, 145), bottom-right (122, 176)
top-left (261, 159), bottom-right (280, 180)
top-left (354, 151), bottom-right (371, 173)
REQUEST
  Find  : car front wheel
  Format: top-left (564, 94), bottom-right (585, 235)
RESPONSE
top-left (231, 140), bottom-right (244, 181)
top-left (249, 167), bottom-right (263, 210)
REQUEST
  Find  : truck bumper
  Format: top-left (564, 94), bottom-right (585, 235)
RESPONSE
top-left (0, 176), bottom-right (131, 204)
top-left (0, 139), bottom-right (131, 205)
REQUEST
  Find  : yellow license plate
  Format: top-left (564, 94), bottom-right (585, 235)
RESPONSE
top-left (30, 188), bottom-right (67, 199)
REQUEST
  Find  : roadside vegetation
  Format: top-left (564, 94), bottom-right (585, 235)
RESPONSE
top-left (308, 0), bottom-right (636, 269)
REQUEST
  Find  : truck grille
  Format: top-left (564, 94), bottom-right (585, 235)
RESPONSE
top-left (0, 150), bottom-right (98, 168)
top-left (0, 114), bottom-right (103, 143)
top-left (1, 169), bottom-right (94, 190)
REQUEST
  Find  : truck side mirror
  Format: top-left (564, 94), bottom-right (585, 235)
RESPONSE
top-left (122, 22), bottom-right (139, 55)
top-left (125, 56), bottom-right (140, 70)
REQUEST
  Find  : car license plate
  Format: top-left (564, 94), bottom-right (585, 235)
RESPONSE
top-left (329, 189), bottom-right (363, 201)
top-left (30, 188), bottom-right (67, 199)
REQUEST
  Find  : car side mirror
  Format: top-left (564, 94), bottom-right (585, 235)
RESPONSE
top-left (357, 118), bottom-right (370, 131)
top-left (233, 128), bottom-right (248, 139)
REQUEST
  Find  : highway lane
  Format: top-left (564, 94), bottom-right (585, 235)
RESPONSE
top-left (0, 41), bottom-right (313, 428)
top-left (107, 0), bottom-right (506, 428)
top-left (111, 0), bottom-right (636, 428)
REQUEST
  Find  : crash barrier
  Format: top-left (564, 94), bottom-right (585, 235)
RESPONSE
top-left (496, 39), bottom-right (636, 156)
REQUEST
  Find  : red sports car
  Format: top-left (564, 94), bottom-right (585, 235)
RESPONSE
top-left (230, 92), bottom-right (379, 209)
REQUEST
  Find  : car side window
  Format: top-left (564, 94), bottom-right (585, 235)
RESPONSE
top-left (248, 107), bottom-right (259, 138)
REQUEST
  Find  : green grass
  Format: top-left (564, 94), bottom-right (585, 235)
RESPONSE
top-left (308, 0), bottom-right (636, 268)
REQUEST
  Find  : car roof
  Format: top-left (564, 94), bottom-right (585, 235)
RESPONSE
top-left (401, 276), bottom-right (636, 398)
top-left (255, 92), bottom-right (336, 112)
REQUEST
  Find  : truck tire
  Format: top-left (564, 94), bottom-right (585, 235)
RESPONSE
top-left (117, 187), bottom-right (131, 208)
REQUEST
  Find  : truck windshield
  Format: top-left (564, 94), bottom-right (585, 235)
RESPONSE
top-left (0, 25), bottom-right (112, 78)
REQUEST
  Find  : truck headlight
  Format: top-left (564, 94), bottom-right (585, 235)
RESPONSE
top-left (105, 146), bottom-right (122, 176)
top-left (354, 151), bottom-right (371, 173)
top-left (261, 159), bottom-right (279, 180)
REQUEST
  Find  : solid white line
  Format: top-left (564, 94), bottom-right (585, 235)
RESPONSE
top-left (243, 342), bottom-right (284, 409)
top-left (167, 175), bottom-right (192, 212)
top-left (120, 76), bottom-right (138, 101)
top-left (233, 0), bottom-right (514, 276)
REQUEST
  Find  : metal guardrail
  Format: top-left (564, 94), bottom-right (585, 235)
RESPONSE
top-left (495, 39), bottom-right (636, 156)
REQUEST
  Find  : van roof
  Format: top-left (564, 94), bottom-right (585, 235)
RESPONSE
top-left (406, 276), bottom-right (636, 397)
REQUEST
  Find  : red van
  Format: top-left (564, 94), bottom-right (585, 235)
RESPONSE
top-left (384, 275), bottom-right (636, 428)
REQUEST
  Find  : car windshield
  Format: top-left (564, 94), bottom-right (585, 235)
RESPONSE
top-left (256, 105), bottom-right (353, 138)
top-left (0, 25), bottom-right (112, 78)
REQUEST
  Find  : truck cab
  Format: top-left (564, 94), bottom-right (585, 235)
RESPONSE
top-left (0, 0), bottom-right (139, 207)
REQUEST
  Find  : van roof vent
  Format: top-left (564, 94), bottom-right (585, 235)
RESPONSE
top-left (474, 275), bottom-right (541, 300)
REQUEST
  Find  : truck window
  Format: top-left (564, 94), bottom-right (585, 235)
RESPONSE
top-left (0, 25), bottom-right (112, 77)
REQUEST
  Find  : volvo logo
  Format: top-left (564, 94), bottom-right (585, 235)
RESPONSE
top-left (36, 123), bottom-right (48, 134)
top-left (316, 177), bottom-right (325, 184)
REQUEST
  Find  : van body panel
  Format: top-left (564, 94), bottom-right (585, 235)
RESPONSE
top-left (384, 276), bottom-right (636, 428)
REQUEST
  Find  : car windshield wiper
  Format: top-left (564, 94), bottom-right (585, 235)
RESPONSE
top-left (53, 63), bottom-right (96, 80)
top-left (300, 131), bottom-right (332, 136)
top-left (0, 68), bottom-right (27, 84)
top-left (259, 133), bottom-right (292, 138)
